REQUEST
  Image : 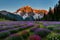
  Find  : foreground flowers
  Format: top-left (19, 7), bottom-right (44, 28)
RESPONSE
top-left (28, 34), bottom-right (41, 40)
top-left (0, 21), bottom-right (60, 40)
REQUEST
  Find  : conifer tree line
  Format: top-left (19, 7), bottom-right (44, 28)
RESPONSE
top-left (42, 0), bottom-right (60, 21)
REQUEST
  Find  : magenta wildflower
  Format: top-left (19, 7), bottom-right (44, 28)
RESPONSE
top-left (28, 34), bottom-right (41, 40)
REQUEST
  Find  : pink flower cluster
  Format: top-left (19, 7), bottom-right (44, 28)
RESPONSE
top-left (28, 34), bottom-right (41, 40)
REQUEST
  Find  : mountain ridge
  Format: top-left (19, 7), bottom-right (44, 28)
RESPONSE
top-left (16, 6), bottom-right (48, 14)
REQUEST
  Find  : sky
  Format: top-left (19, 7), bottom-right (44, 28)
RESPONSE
top-left (0, 0), bottom-right (58, 12)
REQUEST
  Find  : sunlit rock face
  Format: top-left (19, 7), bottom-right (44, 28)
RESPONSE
top-left (15, 6), bottom-right (48, 14)
top-left (25, 6), bottom-right (33, 13)
top-left (33, 9), bottom-right (40, 14)
top-left (16, 6), bottom-right (33, 13)
top-left (15, 6), bottom-right (48, 20)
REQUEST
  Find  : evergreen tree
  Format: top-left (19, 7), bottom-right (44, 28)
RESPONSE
top-left (41, 13), bottom-right (47, 21)
top-left (54, 0), bottom-right (60, 21)
top-left (47, 7), bottom-right (54, 21)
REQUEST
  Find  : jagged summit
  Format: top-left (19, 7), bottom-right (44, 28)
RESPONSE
top-left (15, 6), bottom-right (48, 14)
top-left (16, 6), bottom-right (33, 13)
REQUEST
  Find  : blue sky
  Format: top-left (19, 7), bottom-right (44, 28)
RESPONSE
top-left (0, 0), bottom-right (58, 12)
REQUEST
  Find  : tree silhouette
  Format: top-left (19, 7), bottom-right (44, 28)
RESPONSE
top-left (54, 0), bottom-right (60, 21)
top-left (42, 7), bottom-right (54, 21)
top-left (47, 7), bottom-right (54, 21)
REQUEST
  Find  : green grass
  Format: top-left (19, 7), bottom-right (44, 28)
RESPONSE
top-left (0, 18), bottom-right (5, 20)
top-left (0, 18), bottom-right (10, 21)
